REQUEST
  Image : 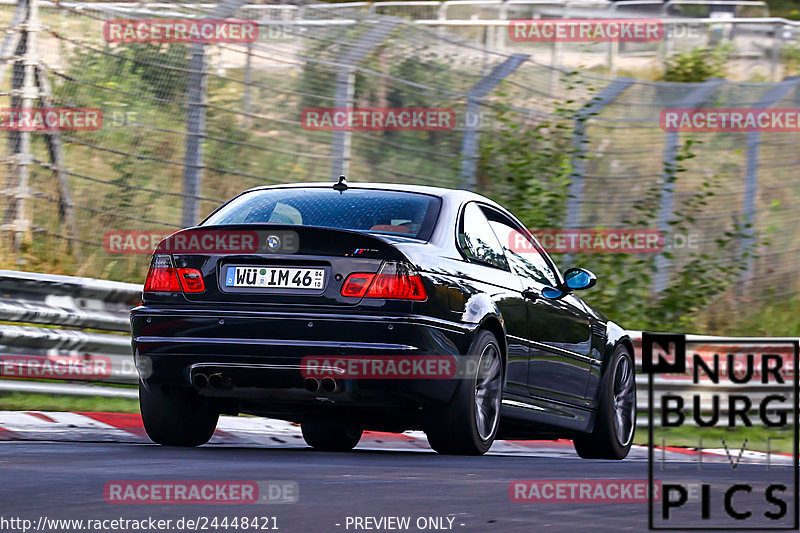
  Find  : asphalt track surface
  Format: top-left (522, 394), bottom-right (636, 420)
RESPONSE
top-left (1, 425), bottom-right (797, 533)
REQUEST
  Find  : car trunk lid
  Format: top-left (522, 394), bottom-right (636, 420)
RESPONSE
top-left (157, 225), bottom-right (396, 307)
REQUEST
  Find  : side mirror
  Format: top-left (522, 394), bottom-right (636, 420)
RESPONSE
top-left (563, 268), bottom-right (597, 291)
top-left (541, 286), bottom-right (565, 300)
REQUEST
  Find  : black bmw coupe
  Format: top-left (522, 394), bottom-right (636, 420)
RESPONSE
top-left (131, 180), bottom-right (636, 458)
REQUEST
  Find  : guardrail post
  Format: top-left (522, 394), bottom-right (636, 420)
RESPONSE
top-left (659, 20), bottom-right (670, 61)
top-left (437, 1), bottom-right (448, 36)
top-left (740, 76), bottom-right (800, 285)
top-left (771, 21), bottom-right (783, 81)
top-left (607, 40), bottom-right (619, 77)
top-left (330, 19), bottom-right (400, 179)
top-left (459, 53), bottom-right (529, 190)
top-left (653, 78), bottom-right (725, 294)
top-left (182, 0), bottom-right (249, 228)
top-left (565, 77), bottom-right (634, 230)
top-left (497, 1), bottom-right (509, 50)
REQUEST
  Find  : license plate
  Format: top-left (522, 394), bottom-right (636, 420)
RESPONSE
top-left (224, 266), bottom-right (325, 289)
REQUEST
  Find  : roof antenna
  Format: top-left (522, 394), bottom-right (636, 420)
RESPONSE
top-left (333, 175), bottom-right (348, 193)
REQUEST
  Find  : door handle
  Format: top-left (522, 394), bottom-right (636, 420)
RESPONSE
top-left (522, 288), bottom-right (539, 301)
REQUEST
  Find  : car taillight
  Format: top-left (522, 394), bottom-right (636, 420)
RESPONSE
top-left (177, 268), bottom-right (205, 293)
top-left (144, 255), bottom-right (205, 294)
top-left (341, 272), bottom-right (375, 298)
top-left (144, 255), bottom-right (181, 292)
top-left (341, 262), bottom-right (427, 301)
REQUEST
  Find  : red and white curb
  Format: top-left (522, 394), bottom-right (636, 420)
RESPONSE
top-left (0, 411), bottom-right (791, 465)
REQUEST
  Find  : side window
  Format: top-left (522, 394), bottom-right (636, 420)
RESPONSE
top-left (483, 210), bottom-right (559, 287)
top-left (458, 203), bottom-right (508, 270)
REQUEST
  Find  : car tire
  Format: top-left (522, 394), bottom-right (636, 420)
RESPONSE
top-left (573, 344), bottom-right (636, 460)
top-left (139, 382), bottom-right (219, 447)
top-left (301, 421), bottom-right (363, 451)
top-left (425, 329), bottom-right (504, 456)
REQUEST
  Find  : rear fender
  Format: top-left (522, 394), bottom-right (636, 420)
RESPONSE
top-left (460, 293), bottom-right (507, 379)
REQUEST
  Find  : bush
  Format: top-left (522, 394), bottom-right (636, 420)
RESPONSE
top-left (661, 45), bottom-right (732, 82)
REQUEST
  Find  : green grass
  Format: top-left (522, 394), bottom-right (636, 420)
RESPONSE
top-left (0, 392), bottom-right (140, 414)
top-left (765, 0), bottom-right (800, 19)
top-left (635, 423), bottom-right (795, 454)
top-left (713, 298), bottom-right (800, 337)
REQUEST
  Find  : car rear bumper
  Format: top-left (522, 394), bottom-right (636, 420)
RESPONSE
top-left (130, 306), bottom-right (475, 415)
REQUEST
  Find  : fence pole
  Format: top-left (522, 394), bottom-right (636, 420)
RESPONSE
top-left (2, 0), bottom-right (39, 250)
top-left (330, 19), bottom-right (400, 179)
top-left (652, 78), bottom-right (725, 294)
top-left (565, 77), bottom-right (634, 231)
top-left (242, 41), bottom-right (253, 128)
top-left (182, 0), bottom-right (249, 228)
top-left (0, 0), bottom-right (78, 253)
top-left (37, 69), bottom-right (78, 250)
top-left (181, 42), bottom-right (207, 228)
top-left (459, 53), bottom-right (528, 191)
top-left (740, 76), bottom-right (800, 284)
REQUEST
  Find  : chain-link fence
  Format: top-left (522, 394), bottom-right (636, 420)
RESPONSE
top-left (0, 0), bottom-right (797, 312)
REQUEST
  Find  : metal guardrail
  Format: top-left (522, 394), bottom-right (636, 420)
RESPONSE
top-left (0, 380), bottom-right (139, 398)
top-left (0, 270), bottom-right (140, 386)
top-left (0, 271), bottom-right (794, 429)
top-left (7, 0), bottom-right (788, 79)
top-left (0, 0), bottom-right (770, 18)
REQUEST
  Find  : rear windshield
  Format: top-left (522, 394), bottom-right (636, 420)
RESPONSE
top-left (202, 188), bottom-right (441, 240)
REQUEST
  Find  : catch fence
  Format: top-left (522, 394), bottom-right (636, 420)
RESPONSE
top-left (0, 0), bottom-right (797, 306)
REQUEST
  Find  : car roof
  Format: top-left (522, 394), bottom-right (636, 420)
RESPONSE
top-left (245, 181), bottom-right (506, 211)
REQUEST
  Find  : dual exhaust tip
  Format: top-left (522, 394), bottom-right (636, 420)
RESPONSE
top-left (193, 372), bottom-right (341, 394)
top-left (193, 372), bottom-right (231, 390)
top-left (304, 377), bottom-right (341, 394)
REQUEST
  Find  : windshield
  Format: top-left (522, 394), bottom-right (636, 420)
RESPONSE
top-left (202, 188), bottom-right (441, 240)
